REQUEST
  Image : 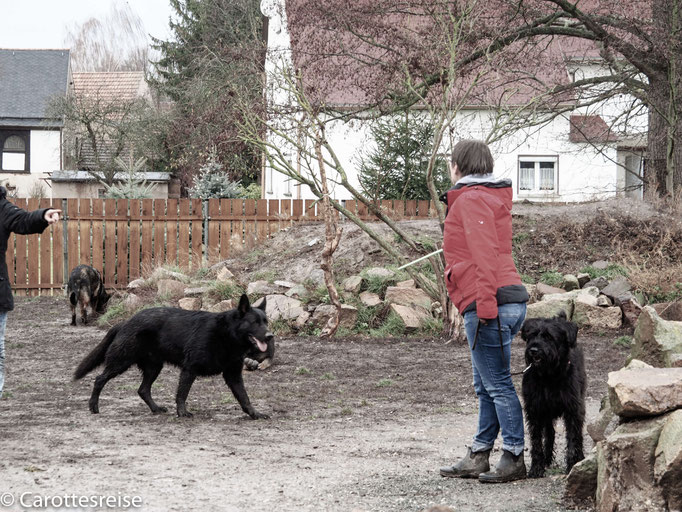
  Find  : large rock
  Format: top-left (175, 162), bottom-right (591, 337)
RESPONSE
top-left (359, 291), bottom-right (382, 307)
top-left (157, 279), bottom-right (186, 297)
top-left (654, 409), bottom-right (682, 511)
top-left (216, 266), bottom-right (235, 282)
top-left (178, 297), bottom-right (201, 311)
top-left (632, 306), bottom-right (682, 367)
top-left (596, 417), bottom-right (668, 512)
top-left (565, 453), bottom-right (598, 504)
top-left (584, 276), bottom-right (609, 290)
top-left (573, 302), bottom-right (622, 329)
top-left (587, 396), bottom-right (619, 443)
top-left (653, 301), bottom-right (682, 322)
top-left (621, 296), bottom-right (643, 329)
top-left (247, 280), bottom-right (283, 296)
top-left (536, 282), bottom-right (565, 297)
top-left (253, 295), bottom-right (304, 321)
top-left (127, 278), bottom-right (145, 290)
top-left (577, 273), bottom-right (591, 288)
top-left (365, 267), bottom-right (395, 280)
top-left (208, 299), bottom-right (234, 313)
top-left (601, 277), bottom-right (632, 303)
top-left (526, 296), bottom-right (574, 320)
top-left (311, 304), bottom-right (358, 329)
top-left (608, 367), bottom-right (682, 418)
top-left (341, 275), bottom-right (363, 293)
top-left (396, 279), bottom-right (416, 288)
top-left (562, 274), bottom-right (580, 291)
top-left (390, 304), bottom-right (431, 331)
top-left (384, 286), bottom-right (431, 312)
top-left (151, 267), bottom-right (189, 282)
top-left (184, 286), bottom-right (210, 297)
top-left (524, 283), bottom-right (538, 303)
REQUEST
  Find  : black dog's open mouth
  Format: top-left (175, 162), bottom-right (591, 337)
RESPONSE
top-left (250, 335), bottom-right (268, 352)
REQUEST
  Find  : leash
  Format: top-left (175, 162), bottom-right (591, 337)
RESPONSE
top-left (471, 316), bottom-right (505, 358)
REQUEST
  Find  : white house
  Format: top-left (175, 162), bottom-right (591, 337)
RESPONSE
top-left (0, 49), bottom-right (69, 198)
top-left (260, 1), bottom-right (647, 203)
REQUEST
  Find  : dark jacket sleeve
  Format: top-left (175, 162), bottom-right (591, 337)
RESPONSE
top-left (0, 201), bottom-right (49, 235)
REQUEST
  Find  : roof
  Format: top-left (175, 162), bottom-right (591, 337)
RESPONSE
top-left (50, 170), bottom-right (170, 183)
top-left (569, 115), bottom-right (618, 143)
top-left (71, 72), bottom-right (148, 103)
top-left (0, 49), bottom-right (70, 127)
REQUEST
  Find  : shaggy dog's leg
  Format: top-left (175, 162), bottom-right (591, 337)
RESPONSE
top-left (175, 369), bottom-right (196, 418)
top-left (542, 421), bottom-right (555, 468)
top-left (527, 415), bottom-right (546, 478)
top-left (137, 362), bottom-right (167, 414)
top-left (564, 410), bottom-right (585, 472)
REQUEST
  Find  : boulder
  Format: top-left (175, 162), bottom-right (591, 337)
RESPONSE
top-left (285, 284), bottom-right (307, 298)
top-left (526, 297), bottom-right (574, 320)
top-left (620, 295), bottom-right (643, 328)
top-left (632, 306), bottom-right (682, 367)
top-left (151, 267), bottom-right (189, 282)
top-left (253, 295), bottom-right (304, 321)
top-left (562, 274), bottom-right (580, 291)
top-left (601, 277), bottom-right (633, 303)
top-left (396, 279), bottom-right (416, 288)
top-left (184, 286), bottom-right (210, 297)
top-left (127, 278), bottom-right (145, 290)
top-left (587, 395), bottom-right (619, 443)
top-left (246, 280), bottom-right (282, 296)
top-left (208, 300), bottom-right (234, 313)
top-left (311, 304), bottom-right (358, 329)
top-left (157, 279), bottom-right (186, 297)
top-left (384, 286), bottom-right (431, 312)
top-left (178, 297), bottom-right (201, 311)
top-left (608, 367), bottom-right (682, 418)
top-left (341, 275), bottom-right (363, 293)
top-left (365, 267), bottom-right (395, 280)
top-left (573, 303), bottom-right (622, 329)
top-left (390, 304), bottom-right (431, 331)
top-left (305, 268), bottom-right (326, 286)
top-left (592, 260), bottom-right (610, 270)
top-left (654, 409), bottom-right (682, 511)
top-left (294, 311), bottom-right (311, 329)
top-left (536, 282), bottom-right (565, 297)
top-left (625, 359), bottom-right (654, 370)
top-left (274, 280), bottom-right (297, 289)
top-left (359, 291), bottom-right (382, 307)
top-left (577, 273), bottom-right (591, 288)
top-left (565, 453), bottom-right (598, 504)
top-left (596, 416), bottom-right (668, 512)
top-left (597, 295), bottom-right (613, 307)
top-left (543, 286), bottom-right (600, 303)
top-left (216, 266), bottom-right (235, 282)
top-left (123, 293), bottom-right (143, 310)
top-left (584, 276), bottom-right (609, 290)
top-left (524, 283), bottom-right (538, 303)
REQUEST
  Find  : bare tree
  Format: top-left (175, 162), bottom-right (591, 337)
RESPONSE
top-left (64, 1), bottom-right (150, 72)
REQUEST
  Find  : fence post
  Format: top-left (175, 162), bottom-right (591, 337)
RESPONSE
top-left (62, 198), bottom-right (68, 289)
top-left (202, 199), bottom-right (209, 266)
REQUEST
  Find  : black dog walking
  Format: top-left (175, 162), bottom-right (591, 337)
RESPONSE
top-left (520, 312), bottom-right (586, 477)
top-left (74, 294), bottom-right (272, 419)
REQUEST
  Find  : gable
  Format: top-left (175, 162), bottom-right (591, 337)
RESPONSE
top-left (0, 49), bottom-right (70, 127)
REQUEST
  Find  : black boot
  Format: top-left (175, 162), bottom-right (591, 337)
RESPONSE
top-left (478, 450), bottom-right (526, 483)
top-left (440, 447), bottom-right (491, 478)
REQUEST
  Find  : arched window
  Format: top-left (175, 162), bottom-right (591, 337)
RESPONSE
top-left (1, 131), bottom-right (29, 172)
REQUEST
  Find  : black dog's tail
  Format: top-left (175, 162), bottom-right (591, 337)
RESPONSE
top-left (73, 324), bottom-right (120, 380)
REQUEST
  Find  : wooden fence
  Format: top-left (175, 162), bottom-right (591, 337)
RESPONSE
top-left (5, 198), bottom-right (436, 295)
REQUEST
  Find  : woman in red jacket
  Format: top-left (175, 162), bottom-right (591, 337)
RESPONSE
top-left (439, 140), bottom-right (529, 483)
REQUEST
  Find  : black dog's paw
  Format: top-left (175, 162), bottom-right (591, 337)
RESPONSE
top-left (528, 465), bottom-right (545, 478)
top-left (250, 411), bottom-right (270, 420)
top-left (152, 406), bottom-right (168, 414)
top-left (243, 358), bottom-right (259, 371)
top-left (177, 410), bottom-right (194, 418)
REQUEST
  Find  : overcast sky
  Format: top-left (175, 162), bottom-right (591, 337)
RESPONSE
top-left (0, 0), bottom-right (175, 49)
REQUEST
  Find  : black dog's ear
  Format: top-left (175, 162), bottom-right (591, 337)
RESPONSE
top-left (554, 311), bottom-right (569, 322)
top-left (562, 319), bottom-right (579, 347)
top-left (257, 296), bottom-right (267, 312)
top-left (520, 318), bottom-right (541, 342)
top-left (238, 294), bottom-right (251, 316)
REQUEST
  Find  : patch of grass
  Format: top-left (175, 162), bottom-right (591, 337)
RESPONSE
top-left (321, 372), bottom-right (336, 380)
top-left (97, 300), bottom-right (129, 327)
top-left (295, 366), bottom-right (311, 376)
top-left (520, 273), bottom-right (535, 284)
top-left (614, 335), bottom-right (633, 348)
top-left (339, 407), bottom-right (353, 416)
top-left (243, 248), bottom-right (266, 265)
top-left (377, 378), bottom-right (394, 387)
top-left (210, 280), bottom-right (244, 302)
top-left (512, 232), bottom-right (530, 244)
top-left (251, 269), bottom-right (278, 283)
top-left (416, 235), bottom-right (438, 253)
top-left (192, 267), bottom-right (212, 280)
top-left (539, 270), bottom-right (563, 287)
top-left (270, 319), bottom-right (293, 336)
top-left (579, 263), bottom-right (628, 280)
top-left (362, 272), bottom-right (396, 297)
top-left (369, 311), bottom-right (406, 337)
top-left (647, 282), bottom-right (682, 303)
top-left (219, 393), bottom-right (235, 404)
top-left (419, 316), bottom-right (443, 336)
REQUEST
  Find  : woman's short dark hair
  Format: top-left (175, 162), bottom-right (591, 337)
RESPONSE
top-left (451, 140), bottom-right (494, 176)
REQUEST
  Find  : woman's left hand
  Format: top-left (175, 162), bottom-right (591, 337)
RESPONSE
top-left (44, 209), bottom-right (62, 224)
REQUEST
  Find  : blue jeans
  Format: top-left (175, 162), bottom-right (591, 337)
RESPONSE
top-left (463, 303), bottom-right (526, 456)
top-left (0, 311), bottom-right (7, 398)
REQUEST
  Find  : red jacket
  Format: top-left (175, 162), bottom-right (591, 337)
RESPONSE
top-left (442, 178), bottom-right (525, 320)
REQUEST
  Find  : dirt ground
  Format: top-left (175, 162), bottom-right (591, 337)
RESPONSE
top-left (0, 296), bottom-right (629, 512)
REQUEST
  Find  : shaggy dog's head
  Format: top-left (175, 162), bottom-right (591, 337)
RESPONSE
top-left (520, 312), bottom-right (578, 375)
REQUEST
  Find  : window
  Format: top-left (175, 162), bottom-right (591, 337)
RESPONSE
top-left (0, 131), bottom-right (29, 172)
top-left (518, 157), bottom-right (558, 195)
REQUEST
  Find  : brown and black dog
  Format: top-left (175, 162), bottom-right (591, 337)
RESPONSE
top-left (67, 265), bottom-right (110, 325)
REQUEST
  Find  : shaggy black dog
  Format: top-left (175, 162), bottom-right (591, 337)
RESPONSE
top-left (520, 312), bottom-right (586, 478)
top-left (74, 294), bottom-right (272, 419)
top-left (67, 264), bottom-right (110, 325)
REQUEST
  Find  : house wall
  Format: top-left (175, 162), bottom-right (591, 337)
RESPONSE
top-left (0, 129), bottom-right (61, 198)
top-left (261, 0), bottom-right (641, 203)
